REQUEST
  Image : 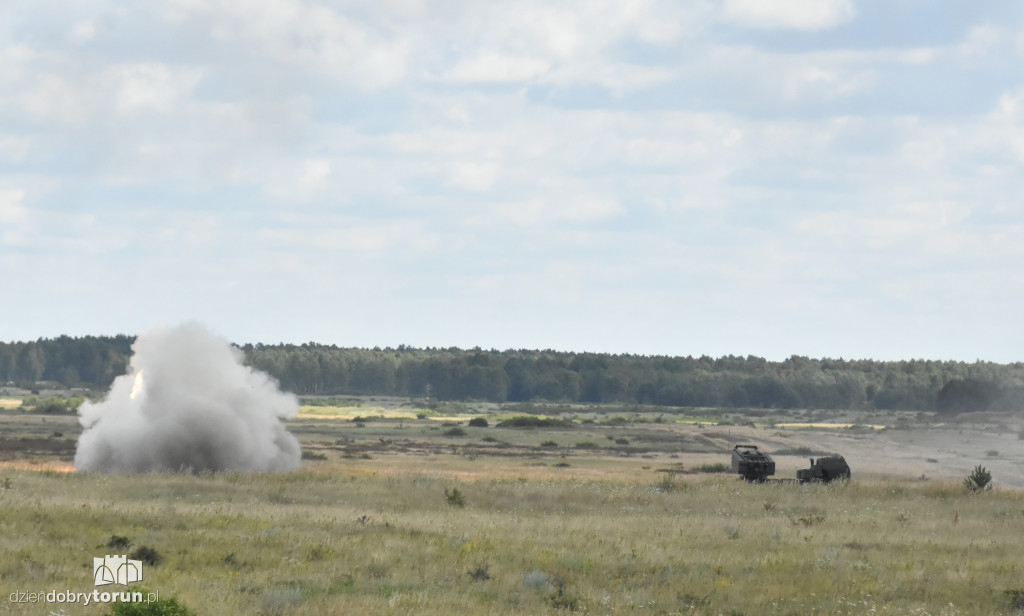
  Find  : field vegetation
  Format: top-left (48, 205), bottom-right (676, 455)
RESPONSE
top-left (3, 459), bottom-right (1024, 615)
top-left (2, 401), bottom-right (1024, 615)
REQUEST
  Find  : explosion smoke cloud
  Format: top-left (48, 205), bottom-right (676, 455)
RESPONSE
top-left (75, 322), bottom-right (301, 473)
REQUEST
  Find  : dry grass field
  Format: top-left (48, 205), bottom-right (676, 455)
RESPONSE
top-left (2, 400), bottom-right (1023, 615)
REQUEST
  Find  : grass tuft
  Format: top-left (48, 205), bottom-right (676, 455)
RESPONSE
top-left (444, 486), bottom-right (466, 507)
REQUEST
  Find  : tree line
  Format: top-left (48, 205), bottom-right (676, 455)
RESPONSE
top-left (2, 336), bottom-right (1023, 414)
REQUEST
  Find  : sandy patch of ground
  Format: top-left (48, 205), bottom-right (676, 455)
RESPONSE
top-left (774, 422), bottom-right (885, 430)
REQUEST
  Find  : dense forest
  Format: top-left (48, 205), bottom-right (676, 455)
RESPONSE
top-left (2, 336), bottom-right (1024, 414)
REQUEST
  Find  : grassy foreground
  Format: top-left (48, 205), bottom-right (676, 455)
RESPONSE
top-left (2, 458), bottom-right (1023, 615)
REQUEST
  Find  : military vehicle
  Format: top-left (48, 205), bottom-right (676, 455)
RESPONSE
top-left (731, 445), bottom-right (775, 482)
top-left (797, 456), bottom-right (851, 483)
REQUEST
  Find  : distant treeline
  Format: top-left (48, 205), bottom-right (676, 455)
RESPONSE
top-left (2, 336), bottom-right (1024, 414)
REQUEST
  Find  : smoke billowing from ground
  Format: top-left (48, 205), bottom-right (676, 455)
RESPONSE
top-left (75, 322), bottom-right (301, 473)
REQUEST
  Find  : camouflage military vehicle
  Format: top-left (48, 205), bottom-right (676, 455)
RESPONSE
top-left (797, 456), bottom-right (851, 483)
top-left (731, 445), bottom-right (776, 482)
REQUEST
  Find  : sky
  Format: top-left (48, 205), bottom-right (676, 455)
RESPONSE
top-left (2, 0), bottom-right (1024, 362)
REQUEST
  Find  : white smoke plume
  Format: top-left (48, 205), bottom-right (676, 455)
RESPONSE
top-left (75, 322), bottom-right (301, 473)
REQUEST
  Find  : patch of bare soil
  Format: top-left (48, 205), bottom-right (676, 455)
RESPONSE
top-left (809, 423), bottom-right (1024, 489)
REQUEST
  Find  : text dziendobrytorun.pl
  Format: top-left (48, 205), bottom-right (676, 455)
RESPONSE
top-left (8, 590), bottom-right (158, 605)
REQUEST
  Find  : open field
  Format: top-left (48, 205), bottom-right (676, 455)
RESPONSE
top-left (2, 400), bottom-right (1024, 614)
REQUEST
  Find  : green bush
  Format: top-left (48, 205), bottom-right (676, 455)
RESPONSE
top-left (498, 416), bottom-right (573, 428)
top-left (21, 396), bottom-right (85, 414)
top-left (104, 593), bottom-right (195, 616)
top-left (964, 465), bottom-right (992, 492)
top-left (129, 546), bottom-right (161, 566)
top-left (693, 463), bottom-right (730, 474)
top-left (445, 487), bottom-right (466, 507)
top-left (468, 417), bottom-right (489, 428)
top-left (106, 535), bottom-right (132, 550)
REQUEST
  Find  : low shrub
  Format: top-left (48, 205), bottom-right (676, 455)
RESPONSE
top-left (107, 535), bottom-right (132, 551)
top-left (1004, 589), bottom-right (1024, 613)
top-left (129, 546), bottom-right (161, 566)
top-left (693, 463), bottom-right (729, 474)
top-left (445, 487), bottom-right (466, 507)
top-left (964, 465), bottom-right (992, 492)
top-left (104, 592), bottom-right (194, 616)
top-left (497, 416), bottom-right (573, 429)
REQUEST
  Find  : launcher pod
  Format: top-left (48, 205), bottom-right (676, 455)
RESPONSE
top-left (731, 445), bottom-right (776, 482)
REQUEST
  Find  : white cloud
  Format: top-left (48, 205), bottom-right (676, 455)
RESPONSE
top-left (782, 65), bottom-right (875, 101)
top-left (249, 157), bottom-right (339, 203)
top-left (542, 61), bottom-right (676, 94)
top-left (0, 44), bottom-right (35, 82)
top-left (794, 201), bottom-right (974, 250)
top-left (449, 161), bottom-right (500, 192)
top-left (163, 0), bottom-right (411, 89)
top-left (0, 188), bottom-right (32, 247)
top-left (483, 193), bottom-right (623, 228)
top-left (991, 88), bottom-right (1024, 163)
top-left (432, 1), bottom-right (693, 90)
top-left (0, 189), bottom-right (28, 224)
top-left (0, 136), bottom-right (31, 162)
top-left (443, 53), bottom-right (551, 83)
top-left (260, 216), bottom-right (448, 256)
top-left (4, 58), bottom-right (202, 126)
top-left (996, 88), bottom-right (1024, 120)
top-left (3, 1), bottom-right (1024, 360)
top-left (957, 24), bottom-right (1001, 58)
top-left (897, 48), bottom-right (940, 66)
top-left (111, 63), bottom-right (203, 113)
top-left (298, 159), bottom-right (331, 194)
top-left (12, 74), bottom-right (85, 124)
top-left (70, 19), bottom-right (98, 43)
top-left (720, 0), bottom-right (855, 30)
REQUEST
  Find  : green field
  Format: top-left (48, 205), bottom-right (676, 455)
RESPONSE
top-left (1, 403), bottom-right (1023, 615)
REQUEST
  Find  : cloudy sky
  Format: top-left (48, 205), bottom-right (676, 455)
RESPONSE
top-left (2, 0), bottom-right (1024, 361)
